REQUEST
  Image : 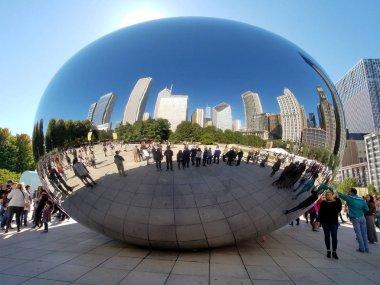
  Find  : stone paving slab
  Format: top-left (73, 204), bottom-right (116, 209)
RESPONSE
top-left (1, 217), bottom-right (379, 284)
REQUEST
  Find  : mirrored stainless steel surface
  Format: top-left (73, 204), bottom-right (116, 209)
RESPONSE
top-left (33, 17), bottom-right (346, 249)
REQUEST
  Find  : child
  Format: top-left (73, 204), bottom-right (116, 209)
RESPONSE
top-left (41, 201), bottom-right (53, 233)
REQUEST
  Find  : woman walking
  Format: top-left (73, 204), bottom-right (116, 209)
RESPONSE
top-left (365, 194), bottom-right (378, 244)
top-left (317, 190), bottom-right (342, 259)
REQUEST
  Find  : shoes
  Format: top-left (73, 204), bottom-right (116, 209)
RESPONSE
top-left (327, 251), bottom-right (331, 258)
top-left (17, 228), bottom-right (20, 232)
top-left (356, 249), bottom-right (365, 253)
top-left (4, 229), bottom-right (8, 233)
top-left (332, 252), bottom-right (338, 259)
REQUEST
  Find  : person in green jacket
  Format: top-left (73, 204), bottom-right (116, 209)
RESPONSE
top-left (337, 188), bottom-right (370, 253)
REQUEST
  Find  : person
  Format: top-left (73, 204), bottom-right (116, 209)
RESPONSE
top-left (32, 187), bottom-right (49, 228)
top-left (103, 144), bottom-right (107, 157)
top-left (317, 191), bottom-right (342, 259)
top-left (202, 146), bottom-right (208, 167)
top-left (226, 149), bottom-right (235, 166)
top-left (190, 146), bottom-right (197, 165)
top-left (337, 188), bottom-right (370, 253)
top-left (21, 184), bottom-right (32, 227)
top-left (1, 181), bottom-right (13, 230)
top-left (293, 173), bottom-right (318, 200)
top-left (365, 194), bottom-right (378, 244)
top-left (195, 148), bottom-right (202, 167)
top-left (73, 157), bottom-right (97, 187)
top-left (133, 145), bottom-right (139, 162)
top-left (41, 200), bottom-right (53, 233)
top-left (114, 151), bottom-right (126, 176)
top-left (236, 149), bottom-right (243, 166)
top-left (213, 146), bottom-right (221, 164)
top-left (5, 183), bottom-right (28, 233)
top-left (183, 147), bottom-right (190, 168)
top-left (246, 150), bottom-right (253, 164)
top-left (153, 145), bottom-right (163, 171)
top-left (164, 146), bottom-right (174, 171)
top-left (270, 159), bottom-right (282, 177)
top-left (376, 196), bottom-right (380, 228)
top-left (90, 151), bottom-right (96, 168)
top-left (177, 150), bottom-right (183, 169)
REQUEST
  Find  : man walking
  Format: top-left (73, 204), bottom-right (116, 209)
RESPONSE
top-left (337, 188), bottom-right (370, 253)
top-left (114, 151), bottom-right (126, 176)
top-left (164, 146), bottom-right (174, 171)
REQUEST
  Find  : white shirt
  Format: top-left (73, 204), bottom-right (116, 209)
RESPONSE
top-left (7, 188), bottom-right (27, 207)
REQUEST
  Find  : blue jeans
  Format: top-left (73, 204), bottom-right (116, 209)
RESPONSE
top-left (351, 216), bottom-right (369, 252)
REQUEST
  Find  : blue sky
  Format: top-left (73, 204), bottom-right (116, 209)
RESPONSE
top-left (1, 0), bottom-right (379, 135)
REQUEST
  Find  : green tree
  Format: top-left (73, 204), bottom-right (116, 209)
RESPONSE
top-left (367, 184), bottom-right (377, 195)
top-left (171, 121), bottom-right (202, 142)
top-left (0, 128), bottom-right (18, 172)
top-left (45, 118), bottom-right (56, 151)
top-left (14, 134), bottom-right (35, 172)
top-left (64, 120), bottom-right (75, 146)
top-left (0, 168), bottom-right (21, 185)
top-left (37, 119), bottom-right (45, 157)
top-left (337, 177), bottom-right (359, 195)
top-left (55, 119), bottom-right (66, 148)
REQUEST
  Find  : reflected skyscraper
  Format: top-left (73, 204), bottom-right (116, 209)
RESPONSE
top-left (192, 108), bottom-right (204, 127)
top-left (308, 113), bottom-right (317, 128)
top-left (335, 59), bottom-right (380, 135)
top-left (87, 102), bottom-right (97, 122)
top-left (142, 112), bottom-right (150, 121)
top-left (155, 87), bottom-right (188, 131)
top-left (212, 103), bottom-right (232, 131)
top-left (154, 87), bottom-right (171, 119)
top-left (204, 105), bottom-right (212, 126)
top-left (317, 87), bottom-right (336, 153)
top-left (91, 92), bottom-right (117, 130)
top-left (252, 113), bottom-right (270, 132)
top-left (122, 77), bottom-right (153, 125)
top-left (365, 130), bottom-right (380, 190)
top-left (277, 88), bottom-right (304, 142)
top-left (268, 114), bottom-right (282, 139)
top-left (242, 91), bottom-right (263, 131)
top-left (232, 119), bottom-right (242, 131)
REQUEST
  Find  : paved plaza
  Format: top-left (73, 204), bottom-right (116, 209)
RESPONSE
top-left (1, 217), bottom-right (380, 285)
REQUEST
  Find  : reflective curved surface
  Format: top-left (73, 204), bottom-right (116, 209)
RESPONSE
top-left (33, 17), bottom-right (346, 249)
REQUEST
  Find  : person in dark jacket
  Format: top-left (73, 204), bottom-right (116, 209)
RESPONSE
top-left (236, 149), bottom-right (243, 166)
top-left (164, 146), bottom-right (174, 171)
top-left (317, 191), bottom-right (342, 259)
top-left (270, 159), bottom-right (282, 177)
top-left (183, 147), bottom-right (191, 168)
top-left (177, 150), bottom-right (183, 170)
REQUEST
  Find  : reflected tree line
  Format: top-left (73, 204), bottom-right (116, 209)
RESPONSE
top-left (33, 117), bottom-right (339, 171)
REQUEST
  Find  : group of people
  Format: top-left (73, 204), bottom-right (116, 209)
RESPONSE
top-left (145, 144), bottom-right (271, 171)
top-left (0, 180), bottom-right (67, 234)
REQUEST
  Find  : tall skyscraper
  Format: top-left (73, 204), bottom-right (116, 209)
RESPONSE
top-left (204, 105), bottom-right (212, 126)
top-left (268, 114), bottom-right (282, 139)
top-left (307, 113), bottom-right (317, 128)
top-left (154, 87), bottom-right (172, 119)
top-left (91, 92), bottom-right (117, 130)
top-left (241, 91), bottom-right (263, 131)
top-left (122, 77), bottom-right (153, 125)
top-left (365, 130), bottom-right (380, 190)
top-left (87, 102), bottom-right (97, 122)
top-left (252, 113), bottom-right (270, 132)
top-left (277, 88), bottom-right (304, 142)
top-left (316, 87), bottom-right (337, 153)
top-left (212, 102), bottom-right (232, 131)
top-left (155, 87), bottom-right (188, 131)
top-left (142, 112), bottom-right (150, 121)
top-left (335, 59), bottom-right (380, 134)
top-left (191, 108), bottom-right (204, 127)
top-left (232, 120), bottom-right (242, 131)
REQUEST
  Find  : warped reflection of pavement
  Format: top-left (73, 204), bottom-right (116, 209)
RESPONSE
top-left (1, 218), bottom-right (380, 284)
top-left (58, 144), bottom-right (306, 249)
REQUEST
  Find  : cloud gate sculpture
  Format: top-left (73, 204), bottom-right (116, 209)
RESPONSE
top-left (33, 17), bottom-right (345, 249)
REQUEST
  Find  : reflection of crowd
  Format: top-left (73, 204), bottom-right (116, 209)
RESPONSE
top-left (1, 180), bottom-right (69, 235)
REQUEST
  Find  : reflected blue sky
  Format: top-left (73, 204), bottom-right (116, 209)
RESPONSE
top-left (36, 17), bottom-right (334, 128)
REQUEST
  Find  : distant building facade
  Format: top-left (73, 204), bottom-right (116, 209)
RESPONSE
top-left (192, 108), bottom-right (204, 127)
top-left (277, 88), bottom-right (305, 142)
top-left (90, 92), bottom-right (117, 131)
top-left (337, 162), bottom-right (369, 187)
top-left (365, 130), bottom-right (380, 190)
top-left (142, 112), bottom-right (150, 121)
top-left (316, 87), bottom-right (336, 153)
top-left (87, 102), bottom-right (97, 122)
top-left (155, 88), bottom-right (188, 131)
top-left (122, 77), bottom-right (153, 125)
top-left (268, 114), bottom-right (282, 139)
top-left (212, 102), bottom-right (232, 131)
top-left (301, 128), bottom-right (327, 148)
top-left (307, 113), bottom-right (317, 128)
top-left (252, 113), bottom-right (270, 132)
top-left (242, 91), bottom-right (263, 131)
top-left (341, 140), bottom-right (367, 167)
top-left (232, 120), bottom-right (242, 131)
top-left (335, 59), bottom-right (380, 134)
